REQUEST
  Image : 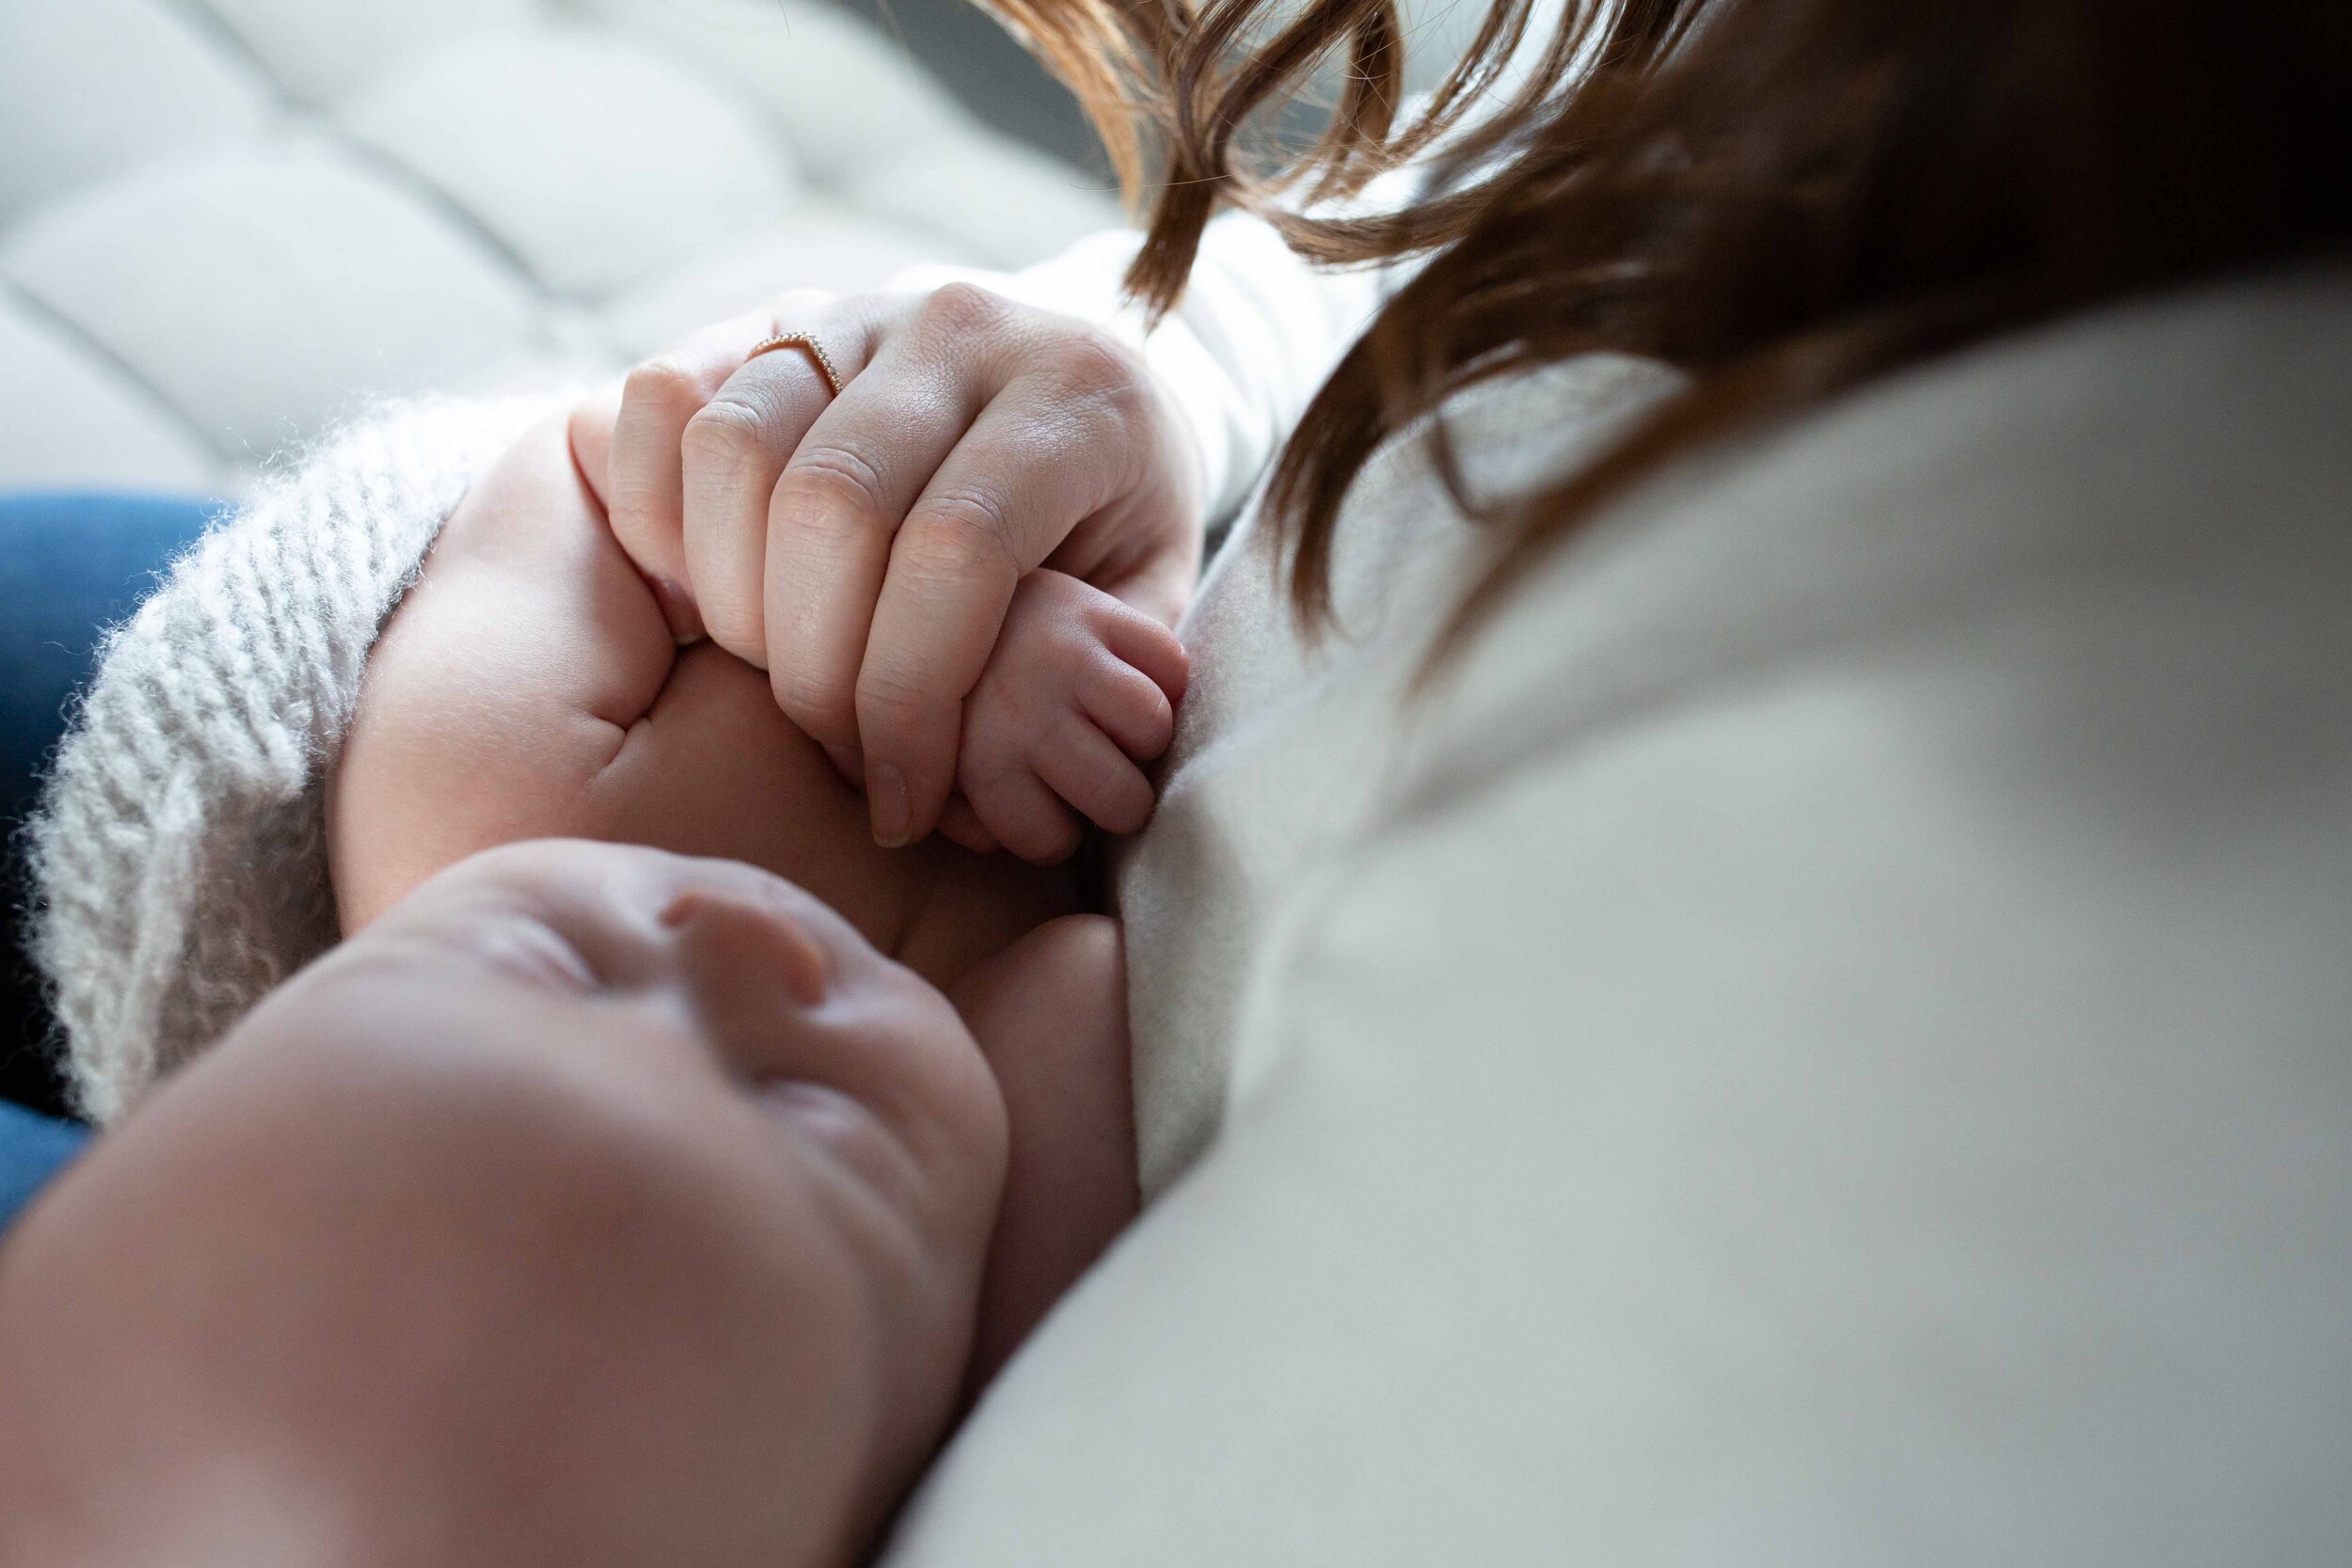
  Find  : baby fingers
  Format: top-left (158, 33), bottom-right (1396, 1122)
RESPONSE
top-left (935, 793), bottom-right (1003, 856)
top-left (1039, 720), bottom-right (1157, 838)
top-left (958, 755), bottom-right (1083, 866)
top-left (1092, 601), bottom-right (1189, 721)
top-left (952, 568), bottom-right (1188, 861)
top-left (1075, 651), bottom-right (1178, 762)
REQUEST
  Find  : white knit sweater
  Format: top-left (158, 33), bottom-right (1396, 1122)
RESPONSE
top-left (28, 399), bottom-right (547, 1122)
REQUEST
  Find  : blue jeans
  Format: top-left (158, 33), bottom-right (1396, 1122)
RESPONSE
top-left (0, 490), bottom-right (221, 1232)
top-left (0, 1099), bottom-right (90, 1232)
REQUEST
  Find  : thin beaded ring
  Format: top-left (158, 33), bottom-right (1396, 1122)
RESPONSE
top-left (745, 331), bottom-right (846, 397)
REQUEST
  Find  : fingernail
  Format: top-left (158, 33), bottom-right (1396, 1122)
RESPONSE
top-left (868, 762), bottom-right (912, 847)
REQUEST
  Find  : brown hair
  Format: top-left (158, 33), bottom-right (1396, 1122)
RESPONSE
top-left (981, 0), bottom-right (2351, 650)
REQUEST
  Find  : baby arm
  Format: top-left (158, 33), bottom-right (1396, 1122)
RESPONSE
top-left (949, 912), bottom-right (1140, 1388)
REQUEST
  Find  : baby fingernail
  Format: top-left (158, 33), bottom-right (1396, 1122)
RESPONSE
top-left (869, 762), bottom-right (911, 848)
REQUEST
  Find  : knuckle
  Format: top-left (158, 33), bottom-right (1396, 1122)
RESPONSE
top-left (918, 281), bottom-right (1012, 339)
top-left (678, 397), bottom-right (767, 469)
top-left (1048, 618), bottom-right (1103, 672)
top-left (1043, 565), bottom-right (1100, 607)
top-left (777, 445), bottom-right (891, 532)
top-left (1077, 597), bottom-right (1141, 648)
top-left (898, 495), bottom-right (1020, 585)
top-left (604, 478), bottom-right (672, 544)
top-left (1042, 334), bottom-right (1154, 479)
top-left (855, 664), bottom-right (946, 727)
top-left (1047, 327), bottom-right (1145, 404)
top-left (700, 598), bottom-right (764, 660)
top-left (770, 667), bottom-right (855, 739)
top-left (1087, 585), bottom-right (1154, 631)
top-left (1083, 656), bottom-right (1170, 740)
top-left (622, 355), bottom-right (703, 416)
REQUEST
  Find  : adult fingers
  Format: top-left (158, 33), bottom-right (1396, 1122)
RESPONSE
top-left (566, 383), bottom-right (623, 509)
top-left (677, 293), bottom-right (878, 664)
top-left (850, 318), bottom-right (1159, 846)
top-left (758, 291), bottom-right (1003, 770)
top-left (605, 309), bottom-right (784, 639)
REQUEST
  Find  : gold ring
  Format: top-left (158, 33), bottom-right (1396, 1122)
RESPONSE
top-left (747, 331), bottom-right (845, 397)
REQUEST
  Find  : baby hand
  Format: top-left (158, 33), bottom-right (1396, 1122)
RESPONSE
top-left (939, 569), bottom-right (1188, 864)
top-left (580, 283), bottom-right (1204, 854)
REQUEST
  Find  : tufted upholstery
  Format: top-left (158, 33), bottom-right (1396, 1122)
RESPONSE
top-left (0, 0), bottom-right (1120, 492)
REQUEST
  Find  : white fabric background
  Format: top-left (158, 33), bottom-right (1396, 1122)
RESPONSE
top-left (882, 268), bottom-right (2352, 1564)
top-left (0, 0), bottom-right (1120, 493)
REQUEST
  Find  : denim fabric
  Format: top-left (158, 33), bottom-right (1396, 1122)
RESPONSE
top-left (0, 1098), bottom-right (87, 1233)
top-left (0, 491), bottom-right (220, 1126)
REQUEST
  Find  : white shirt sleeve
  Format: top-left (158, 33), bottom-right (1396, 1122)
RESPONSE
top-left (882, 33), bottom-right (1577, 529)
top-left (889, 211), bottom-right (1387, 528)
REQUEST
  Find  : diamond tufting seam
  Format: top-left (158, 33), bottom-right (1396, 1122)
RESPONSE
top-left (0, 276), bottom-right (230, 467)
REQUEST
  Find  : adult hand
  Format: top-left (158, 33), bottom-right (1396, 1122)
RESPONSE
top-left (575, 284), bottom-right (1204, 851)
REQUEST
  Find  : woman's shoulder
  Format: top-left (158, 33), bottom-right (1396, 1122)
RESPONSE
top-left (1392, 261), bottom-right (2352, 820)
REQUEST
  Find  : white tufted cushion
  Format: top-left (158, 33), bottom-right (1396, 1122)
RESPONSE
top-left (0, 0), bottom-right (1119, 492)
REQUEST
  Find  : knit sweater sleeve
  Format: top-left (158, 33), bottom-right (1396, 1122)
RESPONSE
top-left (890, 211), bottom-right (1388, 530)
top-left (26, 396), bottom-right (551, 1123)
